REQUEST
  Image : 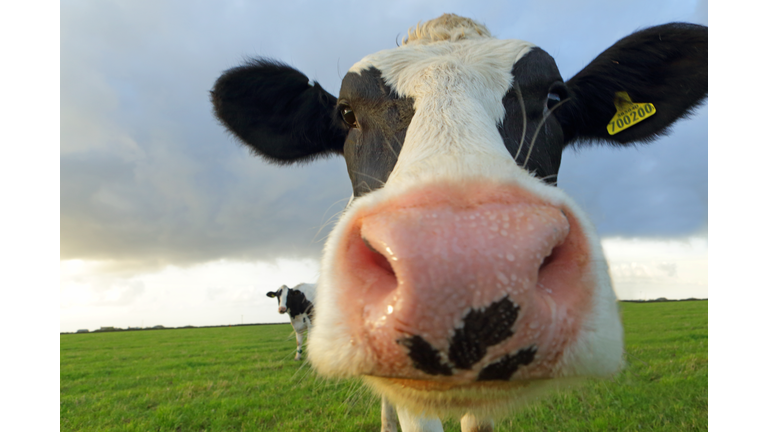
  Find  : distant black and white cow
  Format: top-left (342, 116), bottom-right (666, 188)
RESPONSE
top-left (266, 283), bottom-right (316, 360)
top-left (213, 14), bottom-right (706, 432)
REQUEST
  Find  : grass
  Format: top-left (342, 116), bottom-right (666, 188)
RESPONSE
top-left (60, 301), bottom-right (707, 431)
top-left (497, 300), bottom-right (708, 431)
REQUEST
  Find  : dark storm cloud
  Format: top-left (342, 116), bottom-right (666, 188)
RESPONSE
top-left (61, 0), bottom-right (708, 273)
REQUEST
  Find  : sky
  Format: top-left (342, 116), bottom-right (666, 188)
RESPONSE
top-left (57, 0), bottom-right (710, 333)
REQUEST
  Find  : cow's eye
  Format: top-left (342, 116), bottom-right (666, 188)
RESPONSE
top-left (339, 104), bottom-right (358, 128)
top-left (545, 83), bottom-right (568, 113)
top-left (546, 92), bottom-right (561, 110)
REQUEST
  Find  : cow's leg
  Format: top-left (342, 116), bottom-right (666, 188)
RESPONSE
top-left (381, 397), bottom-right (398, 432)
top-left (395, 405), bottom-right (443, 432)
top-left (460, 414), bottom-right (493, 432)
top-left (294, 329), bottom-right (304, 361)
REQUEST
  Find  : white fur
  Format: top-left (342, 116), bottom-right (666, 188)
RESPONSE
top-left (381, 397), bottom-right (399, 432)
top-left (395, 405), bottom-right (444, 432)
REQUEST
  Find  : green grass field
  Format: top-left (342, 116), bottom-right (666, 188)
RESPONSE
top-left (60, 301), bottom-right (707, 431)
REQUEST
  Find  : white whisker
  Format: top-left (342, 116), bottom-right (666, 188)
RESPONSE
top-left (513, 82), bottom-right (527, 162)
top-left (353, 171), bottom-right (387, 188)
top-left (524, 98), bottom-right (570, 169)
top-left (384, 135), bottom-right (401, 159)
top-left (539, 173), bottom-right (558, 184)
top-left (312, 199), bottom-right (349, 244)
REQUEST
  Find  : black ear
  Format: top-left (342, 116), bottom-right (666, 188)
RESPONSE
top-left (211, 58), bottom-right (347, 164)
top-left (556, 23), bottom-right (707, 146)
top-left (266, 291), bottom-right (277, 298)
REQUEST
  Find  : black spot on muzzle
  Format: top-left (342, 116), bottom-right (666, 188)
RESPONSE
top-left (398, 296), bottom-right (533, 380)
top-left (448, 296), bottom-right (520, 369)
top-left (477, 346), bottom-right (537, 381)
top-left (398, 335), bottom-right (453, 376)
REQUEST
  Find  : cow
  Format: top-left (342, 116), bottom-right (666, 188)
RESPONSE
top-left (212, 14), bottom-right (707, 432)
top-left (266, 283), bottom-right (316, 360)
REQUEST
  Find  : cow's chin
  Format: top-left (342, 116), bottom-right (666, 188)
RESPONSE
top-left (363, 375), bottom-right (581, 419)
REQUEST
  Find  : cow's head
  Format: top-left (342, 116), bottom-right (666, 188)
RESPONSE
top-left (214, 15), bottom-right (707, 419)
top-left (266, 284), bottom-right (290, 314)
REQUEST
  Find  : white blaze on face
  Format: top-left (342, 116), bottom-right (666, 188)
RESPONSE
top-left (278, 286), bottom-right (289, 314)
top-left (350, 38), bottom-right (536, 188)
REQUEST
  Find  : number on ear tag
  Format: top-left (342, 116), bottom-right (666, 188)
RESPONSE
top-left (607, 91), bottom-right (656, 135)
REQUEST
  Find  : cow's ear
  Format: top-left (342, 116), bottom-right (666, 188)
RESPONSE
top-left (555, 23), bottom-right (707, 146)
top-left (211, 58), bottom-right (347, 164)
top-left (266, 291), bottom-right (277, 298)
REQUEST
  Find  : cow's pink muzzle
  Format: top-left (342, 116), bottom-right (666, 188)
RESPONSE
top-left (333, 182), bottom-right (597, 384)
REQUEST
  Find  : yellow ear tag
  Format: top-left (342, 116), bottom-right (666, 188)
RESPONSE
top-left (607, 91), bottom-right (656, 135)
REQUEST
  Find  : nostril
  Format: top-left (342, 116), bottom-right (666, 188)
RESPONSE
top-left (362, 236), bottom-right (396, 277)
top-left (344, 230), bottom-right (399, 310)
top-left (536, 247), bottom-right (560, 294)
top-left (537, 210), bottom-right (570, 291)
top-left (539, 248), bottom-right (557, 272)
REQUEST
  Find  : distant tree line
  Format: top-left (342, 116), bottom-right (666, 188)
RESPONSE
top-left (61, 322), bottom-right (290, 335)
top-left (621, 298), bottom-right (707, 303)
top-left (61, 299), bottom-right (707, 335)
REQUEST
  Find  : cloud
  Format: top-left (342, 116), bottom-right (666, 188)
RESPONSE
top-left (602, 236), bottom-right (708, 300)
top-left (60, 258), bottom-right (321, 331)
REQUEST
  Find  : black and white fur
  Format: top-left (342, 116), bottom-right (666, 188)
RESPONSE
top-left (266, 283), bottom-right (316, 361)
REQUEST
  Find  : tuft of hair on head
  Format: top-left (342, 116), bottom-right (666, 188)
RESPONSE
top-left (402, 13), bottom-right (491, 46)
